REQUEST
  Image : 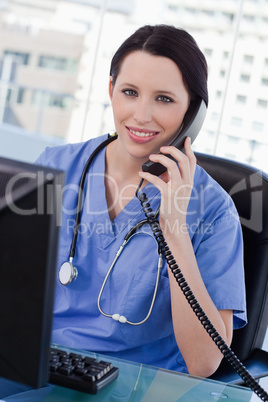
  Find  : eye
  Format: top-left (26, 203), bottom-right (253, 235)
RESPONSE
top-left (122, 89), bottom-right (138, 97)
top-left (156, 95), bottom-right (173, 103)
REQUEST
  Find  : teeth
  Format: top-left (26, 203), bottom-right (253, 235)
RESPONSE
top-left (129, 129), bottom-right (156, 137)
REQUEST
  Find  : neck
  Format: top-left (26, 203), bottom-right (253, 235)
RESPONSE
top-left (105, 138), bottom-right (145, 185)
top-left (104, 138), bottom-right (149, 221)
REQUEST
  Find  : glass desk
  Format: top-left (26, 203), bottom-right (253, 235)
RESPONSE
top-left (44, 345), bottom-right (253, 402)
top-left (2, 344), bottom-right (256, 402)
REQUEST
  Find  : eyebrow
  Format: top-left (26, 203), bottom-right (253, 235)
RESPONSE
top-left (119, 83), bottom-right (139, 90)
top-left (156, 90), bottom-right (177, 97)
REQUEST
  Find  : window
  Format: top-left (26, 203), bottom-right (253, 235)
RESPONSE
top-left (231, 117), bottom-right (243, 127)
top-left (243, 55), bottom-right (254, 64)
top-left (236, 95), bottom-right (247, 104)
top-left (6, 87), bottom-right (25, 104)
top-left (257, 99), bottom-right (268, 109)
top-left (240, 74), bottom-right (250, 83)
top-left (3, 50), bottom-right (30, 65)
top-left (204, 48), bottom-right (213, 57)
top-left (32, 90), bottom-right (73, 109)
top-left (38, 55), bottom-right (77, 72)
top-left (185, 7), bottom-right (196, 14)
top-left (261, 77), bottom-right (268, 86)
top-left (223, 12), bottom-right (234, 22)
top-left (203, 10), bottom-right (215, 17)
top-left (252, 121), bottom-right (264, 132)
top-left (228, 136), bottom-right (240, 145)
top-left (243, 14), bottom-right (255, 22)
top-left (17, 88), bottom-right (25, 104)
top-left (168, 5), bottom-right (178, 12)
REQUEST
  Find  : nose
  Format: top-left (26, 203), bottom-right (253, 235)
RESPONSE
top-left (133, 98), bottom-right (152, 125)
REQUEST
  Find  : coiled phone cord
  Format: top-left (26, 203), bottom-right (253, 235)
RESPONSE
top-left (136, 179), bottom-right (268, 402)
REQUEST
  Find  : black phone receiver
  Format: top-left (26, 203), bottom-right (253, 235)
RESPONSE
top-left (142, 98), bottom-right (207, 176)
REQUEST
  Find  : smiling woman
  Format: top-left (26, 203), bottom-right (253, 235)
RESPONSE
top-left (32, 24), bottom-right (247, 383)
top-left (31, 25), bottom-right (247, 378)
top-left (108, 51), bottom-right (190, 159)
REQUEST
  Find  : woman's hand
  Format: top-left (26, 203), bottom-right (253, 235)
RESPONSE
top-left (139, 137), bottom-right (196, 232)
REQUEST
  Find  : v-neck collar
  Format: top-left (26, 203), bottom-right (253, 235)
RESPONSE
top-left (85, 144), bottom-right (161, 249)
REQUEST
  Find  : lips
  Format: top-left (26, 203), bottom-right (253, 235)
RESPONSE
top-left (126, 126), bottom-right (160, 143)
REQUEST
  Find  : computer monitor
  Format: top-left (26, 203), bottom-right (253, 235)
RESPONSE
top-left (0, 156), bottom-right (64, 388)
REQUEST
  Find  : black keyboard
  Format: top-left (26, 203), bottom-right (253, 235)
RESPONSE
top-left (49, 347), bottom-right (119, 394)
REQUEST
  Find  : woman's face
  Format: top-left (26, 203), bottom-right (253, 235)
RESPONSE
top-left (109, 50), bottom-right (190, 162)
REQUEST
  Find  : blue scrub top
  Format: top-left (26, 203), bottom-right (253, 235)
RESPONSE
top-left (36, 134), bottom-right (247, 374)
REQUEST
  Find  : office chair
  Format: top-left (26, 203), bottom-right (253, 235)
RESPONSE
top-left (194, 152), bottom-right (268, 386)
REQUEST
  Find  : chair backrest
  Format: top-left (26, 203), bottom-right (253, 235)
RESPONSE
top-left (195, 152), bottom-right (268, 362)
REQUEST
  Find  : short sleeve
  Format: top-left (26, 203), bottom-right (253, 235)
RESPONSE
top-left (189, 166), bottom-right (247, 329)
top-left (193, 190), bottom-right (247, 329)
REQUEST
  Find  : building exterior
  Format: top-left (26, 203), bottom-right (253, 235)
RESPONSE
top-left (163, 0), bottom-right (268, 169)
top-left (0, 0), bottom-right (267, 170)
top-left (0, 1), bottom-right (85, 138)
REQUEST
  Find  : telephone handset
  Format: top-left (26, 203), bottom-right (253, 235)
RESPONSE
top-left (142, 98), bottom-right (207, 176)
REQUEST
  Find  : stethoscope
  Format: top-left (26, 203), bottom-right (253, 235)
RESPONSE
top-left (59, 133), bottom-right (163, 325)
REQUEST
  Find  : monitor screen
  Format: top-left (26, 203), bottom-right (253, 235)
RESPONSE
top-left (0, 156), bottom-right (64, 388)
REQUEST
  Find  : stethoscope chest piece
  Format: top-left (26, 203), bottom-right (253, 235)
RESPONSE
top-left (59, 135), bottom-right (118, 287)
top-left (59, 260), bottom-right (78, 285)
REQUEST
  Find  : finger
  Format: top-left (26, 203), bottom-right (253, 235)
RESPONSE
top-left (138, 170), bottom-right (166, 193)
top-left (159, 145), bottom-right (191, 180)
top-left (148, 152), bottom-right (181, 178)
top-left (160, 140), bottom-right (196, 180)
top-left (183, 137), bottom-right (197, 178)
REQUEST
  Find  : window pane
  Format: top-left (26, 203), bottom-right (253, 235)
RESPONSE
top-left (0, 0), bottom-right (267, 172)
top-left (38, 55), bottom-right (77, 72)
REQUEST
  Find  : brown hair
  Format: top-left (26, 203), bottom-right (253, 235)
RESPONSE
top-left (110, 24), bottom-right (208, 106)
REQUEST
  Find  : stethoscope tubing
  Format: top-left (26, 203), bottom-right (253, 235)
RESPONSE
top-left (69, 134), bottom-right (118, 260)
top-left (59, 132), bottom-right (162, 326)
top-left (97, 231), bottom-right (163, 325)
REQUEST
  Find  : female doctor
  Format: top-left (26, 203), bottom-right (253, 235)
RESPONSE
top-left (36, 24), bottom-right (246, 379)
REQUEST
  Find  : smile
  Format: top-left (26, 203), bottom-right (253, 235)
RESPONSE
top-left (128, 128), bottom-right (158, 137)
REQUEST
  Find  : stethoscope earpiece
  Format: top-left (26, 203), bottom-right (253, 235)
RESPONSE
top-left (59, 259), bottom-right (78, 285)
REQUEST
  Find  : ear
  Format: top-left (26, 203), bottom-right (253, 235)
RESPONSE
top-left (109, 76), bottom-right (114, 100)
